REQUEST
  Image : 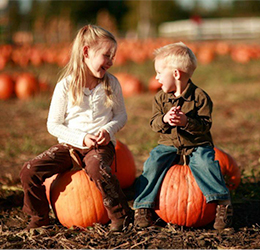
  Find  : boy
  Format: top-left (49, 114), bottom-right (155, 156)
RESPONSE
top-left (133, 42), bottom-right (233, 230)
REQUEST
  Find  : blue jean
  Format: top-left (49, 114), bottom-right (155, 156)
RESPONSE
top-left (133, 144), bottom-right (230, 209)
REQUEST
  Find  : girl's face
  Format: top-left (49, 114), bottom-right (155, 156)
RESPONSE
top-left (84, 40), bottom-right (116, 79)
top-left (154, 58), bottom-right (176, 93)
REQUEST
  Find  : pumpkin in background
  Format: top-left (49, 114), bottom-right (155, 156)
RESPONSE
top-left (44, 170), bottom-right (109, 228)
top-left (114, 73), bottom-right (143, 97)
top-left (15, 73), bottom-right (38, 100)
top-left (148, 75), bottom-right (161, 93)
top-left (197, 47), bottom-right (215, 65)
top-left (155, 164), bottom-right (217, 228)
top-left (111, 140), bottom-right (136, 189)
top-left (0, 74), bottom-right (14, 100)
top-left (230, 45), bottom-right (251, 64)
top-left (155, 148), bottom-right (240, 227)
top-left (214, 147), bottom-right (241, 190)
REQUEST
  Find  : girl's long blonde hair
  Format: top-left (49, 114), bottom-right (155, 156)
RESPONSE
top-left (59, 24), bottom-right (117, 106)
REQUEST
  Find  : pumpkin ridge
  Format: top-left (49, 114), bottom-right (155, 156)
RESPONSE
top-left (165, 167), bottom-right (173, 222)
top-left (79, 172), bottom-right (88, 225)
top-left (83, 171), bottom-right (98, 223)
top-left (186, 166), bottom-right (190, 226)
top-left (176, 166), bottom-right (181, 225)
top-left (68, 172), bottom-right (78, 227)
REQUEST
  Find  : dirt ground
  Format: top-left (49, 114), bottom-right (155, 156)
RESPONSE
top-left (1, 184), bottom-right (260, 249)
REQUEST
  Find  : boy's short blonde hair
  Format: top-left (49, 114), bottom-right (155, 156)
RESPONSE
top-left (154, 42), bottom-right (197, 77)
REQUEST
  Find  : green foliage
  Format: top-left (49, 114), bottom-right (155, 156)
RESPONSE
top-left (232, 169), bottom-right (260, 202)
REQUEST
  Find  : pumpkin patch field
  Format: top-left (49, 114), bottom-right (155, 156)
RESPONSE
top-left (1, 39), bottom-right (260, 249)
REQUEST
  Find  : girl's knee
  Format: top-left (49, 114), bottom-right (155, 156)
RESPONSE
top-left (20, 161), bottom-right (37, 184)
top-left (86, 164), bottom-right (111, 182)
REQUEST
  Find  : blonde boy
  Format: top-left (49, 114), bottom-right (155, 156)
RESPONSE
top-left (134, 42), bottom-right (232, 230)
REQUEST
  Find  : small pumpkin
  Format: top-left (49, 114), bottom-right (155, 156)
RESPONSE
top-left (44, 170), bottom-right (109, 228)
top-left (15, 73), bottom-right (38, 100)
top-left (148, 75), bottom-right (161, 93)
top-left (155, 148), bottom-right (240, 227)
top-left (0, 74), bottom-right (14, 100)
top-left (114, 73), bottom-right (143, 97)
top-left (111, 140), bottom-right (136, 189)
top-left (197, 47), bottom-right (215, 65)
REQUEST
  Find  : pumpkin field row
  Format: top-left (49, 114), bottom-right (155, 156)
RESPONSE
top-left (0, 39), bottom-right (259, 70)
top-left (0, 73), bottom-right (50, 100)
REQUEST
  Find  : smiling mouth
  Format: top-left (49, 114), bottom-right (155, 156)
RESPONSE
top-left (101, 66), bottom-right (109, 72)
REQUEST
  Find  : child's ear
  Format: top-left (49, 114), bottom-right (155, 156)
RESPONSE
top-left (83, 46), bottom-right (89, 57)
top-left (173, 69), bottom-right (181, 80)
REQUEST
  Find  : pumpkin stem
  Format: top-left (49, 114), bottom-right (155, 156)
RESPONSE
top-left (69, 149), bottom-right (83, 170)
top-left (183, 155), bottom-right (187, 166)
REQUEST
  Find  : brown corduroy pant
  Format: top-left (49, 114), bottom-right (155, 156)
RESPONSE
top-left (20, 142), bottom-right (132, 226)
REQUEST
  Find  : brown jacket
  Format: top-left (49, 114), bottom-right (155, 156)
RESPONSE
top-left (150, 80), bottom-right (214, 155)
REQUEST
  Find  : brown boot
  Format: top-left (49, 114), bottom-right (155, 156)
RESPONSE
top-left (213, 204), bottom-right (233, 230)
top-left (110, 207), bottom-right (134, 232)
top-left (27, 215), bottom-right (50, 229)
top-left (134, 208), bottom-right (153, 228)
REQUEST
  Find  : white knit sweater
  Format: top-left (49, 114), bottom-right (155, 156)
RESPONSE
top-left (47, 74), bottom-right (127, 149)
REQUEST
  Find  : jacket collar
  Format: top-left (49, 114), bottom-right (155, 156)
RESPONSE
top-left (167, 79), bottom-right (196, 102)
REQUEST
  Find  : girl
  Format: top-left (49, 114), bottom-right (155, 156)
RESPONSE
top-left (20, 25), bottom-right (133, 232)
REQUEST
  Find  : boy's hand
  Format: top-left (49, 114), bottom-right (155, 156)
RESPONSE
top-left (164, 106), bottom-right (187, 127)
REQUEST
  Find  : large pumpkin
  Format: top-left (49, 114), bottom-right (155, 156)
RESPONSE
top-left (155, 164), bottom-right (217, 228)
top-left (155, 148), bottom-right (240, 227)
top-left (44, 170), bottom-right (109, 228)
top-left (111, 140), bottom-right (136, 189)
top-left (44, 140), bottom-right (136, 228)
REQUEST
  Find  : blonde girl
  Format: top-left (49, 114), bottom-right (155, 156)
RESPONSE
top-left (20, 25), bottom-right (133, 232)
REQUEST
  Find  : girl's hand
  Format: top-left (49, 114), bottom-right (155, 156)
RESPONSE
top-left (83, 134), bottom-right (98, 148)
top-left (96, 129), bottom-right (110, 146)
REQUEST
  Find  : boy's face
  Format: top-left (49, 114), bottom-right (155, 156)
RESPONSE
top-left (154, 58), bottom-right (176, 93)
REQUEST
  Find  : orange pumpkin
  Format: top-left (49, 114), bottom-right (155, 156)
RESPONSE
top-left (148, 75), bottom-right (161, 93)
top-left (231, 45), bottom-right (251, 64)
top-left (44, 140), bottom-right (136, 228)
top-left (197, 47), bottom-right (215, 65)
top-left (214, 147), bottom-right (241, 190)
top-left (0, 74), bottom-right (14, 100)
top-left (111, 140), bottom-right (136, 189)
top-left (114, 73), bottom-right (143, 97)
top-left (15, 73), bottom-right (38, 100)
top-left (44, 170), bottom-right (109, 228)
top-left (155, 164), bottom-right (217, 227)
top-left (155, 148), bottom-right (240, 227)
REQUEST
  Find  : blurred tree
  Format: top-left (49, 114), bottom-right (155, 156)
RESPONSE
top-left (6, 1), bottom-right (21, 43)
top-left (232, 0), bottom-right (260, 17)
top-left (122, 0), bottom-right (189, 38)
top-left (28, 0), bottom-right (128, 39)
top-left (3, 0), bottom-right (260, 43)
